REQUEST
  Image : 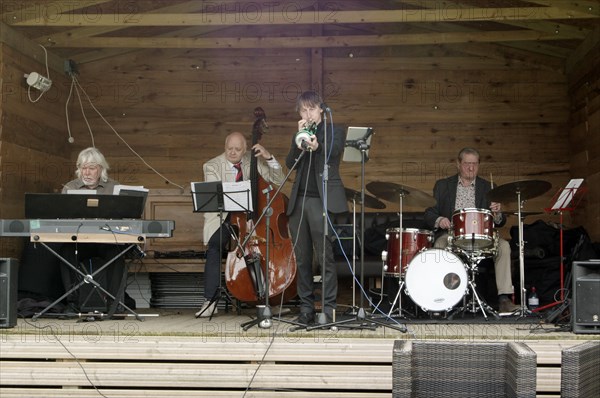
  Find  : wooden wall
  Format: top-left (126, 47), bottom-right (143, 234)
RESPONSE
top-left (567, 27), bottom-right (600, 242)
top-left (70, 44), bottom-right (571, 240)
top-left (0, 41), bottom-right (72, 258)
top-left (2, 31), bottom-right (599, 259)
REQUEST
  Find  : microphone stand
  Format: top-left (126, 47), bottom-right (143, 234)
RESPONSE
top-left (237, 151), bottom-right (308, 330)
top-left (240, 186), bottom-right (275, 330)
top-left (316, 108), bottom-right (330, 326)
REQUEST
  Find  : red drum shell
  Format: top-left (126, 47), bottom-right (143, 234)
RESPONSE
top-left (451, 208), bottom-right (494, 251)
top-left (383, 228), bottom-right (433, 275)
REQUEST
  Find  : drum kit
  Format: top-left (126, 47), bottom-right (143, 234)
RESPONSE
top-left (348, 179), bottom-right (552, 320)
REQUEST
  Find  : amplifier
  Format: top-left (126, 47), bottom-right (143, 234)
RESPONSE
top-left (0, 258), bottom-right (19, 328)
top-left (572, 260), bottom-right (600, 334)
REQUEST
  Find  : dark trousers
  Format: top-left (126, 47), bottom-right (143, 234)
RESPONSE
top-left (288, 196), bottom-right (337, 315)
top-left (59, 243), bottom-right (127, 310)
top-left (203, 221), bottom-right (231, 300)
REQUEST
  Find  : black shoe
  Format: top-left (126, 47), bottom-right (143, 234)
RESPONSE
top-left (296, 312), bottom-right (315, 325)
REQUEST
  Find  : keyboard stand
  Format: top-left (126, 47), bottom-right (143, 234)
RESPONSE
top-left (31, 242), bottom-right (142, 321)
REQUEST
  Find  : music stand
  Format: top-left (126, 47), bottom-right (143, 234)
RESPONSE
top-left (538, 179), bottom-right (586, 312)
top-left (342, 127), bottom-right (373, 314)
top-left (191, 181), bottom-right (252, 318)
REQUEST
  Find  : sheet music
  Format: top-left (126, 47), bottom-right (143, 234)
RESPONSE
top-left (551, 178), bottom-right (584, 210)
top-left (113, 185), bottom-right (149, 195)
top-left (222, 181), bottom-right (253, 212)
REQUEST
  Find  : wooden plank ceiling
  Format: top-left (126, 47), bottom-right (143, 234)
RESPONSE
top-left (1, 0), bottom-right (599, 66)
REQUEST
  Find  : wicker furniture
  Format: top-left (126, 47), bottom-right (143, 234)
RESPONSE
top-left (561, 341), bottom-right (600, 398)
top-left (392, 340), bottom-right (537, 398)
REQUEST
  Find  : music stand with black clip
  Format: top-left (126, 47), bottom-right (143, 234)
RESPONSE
top-left (191, 180), bottom-right (252, 318)
top-left (538, 178), bottom-right (586, 313)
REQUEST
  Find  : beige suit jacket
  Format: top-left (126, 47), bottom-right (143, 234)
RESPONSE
top-left (202, 152), bottom-right (284, 243)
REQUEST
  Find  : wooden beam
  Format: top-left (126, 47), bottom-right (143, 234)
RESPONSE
top-left (32, 1), bottom-right (206, 43)
top-left (398, 0), bottom-right (590, 58)
top-left (46, 30), bottom-right (586, 49)
top-left (8, 8), bottom-right (599, 27)
top-left (566, 25), bottom-right (600, 75)
top-left (525, 0), bottom-right (600, 15)
top-left (0, 1), bottom-right (112, 23)
top-left (0, 22), bottom-right (64, 74)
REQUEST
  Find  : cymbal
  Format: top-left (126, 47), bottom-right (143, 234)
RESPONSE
top-left (506, 211), bottom-right (543, 218)
top-left (487, 180), bottom-right (552, 203)
top-left (366, 181), bottom-right (436, 208)
top-left (345, 188), bottom-right (386, 209)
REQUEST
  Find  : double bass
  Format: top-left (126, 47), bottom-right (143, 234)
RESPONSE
top-left (225, 107), bottom-right (297, 304)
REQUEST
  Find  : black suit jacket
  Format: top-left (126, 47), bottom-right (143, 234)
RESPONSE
top-left (285, 122), bottom-right (348, 215)
top-left (424, 174), bottom-right (506, 231)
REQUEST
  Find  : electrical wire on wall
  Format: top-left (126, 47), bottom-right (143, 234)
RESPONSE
top-left (64, 71), bottom-right (184, 189)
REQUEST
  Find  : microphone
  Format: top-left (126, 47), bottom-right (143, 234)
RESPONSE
top-left (320, 102), bottom-right (330, 112)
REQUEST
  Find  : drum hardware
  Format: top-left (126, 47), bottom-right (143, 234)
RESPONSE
top-left (487, 179), bottom-right (552, 317)
top-left (447, 255), bottom-right (500, 320)
top-left (342, 189), bottom-right (385, 316)
top-left (366, 181), bottom-right (436, 320)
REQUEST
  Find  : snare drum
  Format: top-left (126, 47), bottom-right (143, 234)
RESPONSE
top-left (404, 248), bottom-right (468, 312)
top-left (382, 228), bottom-right (433, 276)
top-left (451, 208), bottom-right (495, 251)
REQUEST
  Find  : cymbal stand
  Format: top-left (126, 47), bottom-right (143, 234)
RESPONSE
top-left (515, 190), bottom-right (533, 317)
top-left (380, 192), bottom-right (410, 319)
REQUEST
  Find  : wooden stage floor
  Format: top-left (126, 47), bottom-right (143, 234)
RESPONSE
top-left (1, 306), bottom-right (599, 397)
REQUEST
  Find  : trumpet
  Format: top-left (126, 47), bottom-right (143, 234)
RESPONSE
top-left (295, 121), bottom-right (317, 149)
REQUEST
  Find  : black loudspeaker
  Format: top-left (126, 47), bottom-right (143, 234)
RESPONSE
top-left (0, 258), bottom-right (19, 328)
top-left (572, 260), bottom-right (600, 334)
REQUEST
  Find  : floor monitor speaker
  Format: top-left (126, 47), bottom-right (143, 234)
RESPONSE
top-left (572, 260), bottom-right (600, 334)
top-left (0, 258), bottom-right (19, 328)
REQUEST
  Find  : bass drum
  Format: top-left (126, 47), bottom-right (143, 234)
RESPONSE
top-left (404, 248), bottom-right (468, 312)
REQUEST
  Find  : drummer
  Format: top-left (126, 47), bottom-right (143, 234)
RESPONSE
top-left (424, 147), bottom-right (520, 313)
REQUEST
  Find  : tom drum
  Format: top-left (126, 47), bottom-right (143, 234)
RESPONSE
top-left (451, 208), bottom-right (495, 251)
top-left (382, 228), bottom-right (433, 276)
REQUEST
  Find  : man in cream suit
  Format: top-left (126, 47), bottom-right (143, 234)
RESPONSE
top-left (196, 132), bottom-right (284, 317)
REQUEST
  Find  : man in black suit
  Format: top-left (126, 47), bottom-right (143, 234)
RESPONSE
top-left (424, 147), bottom-right (519, 313)
top-left (285, 91), bottom-right (348, 325)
